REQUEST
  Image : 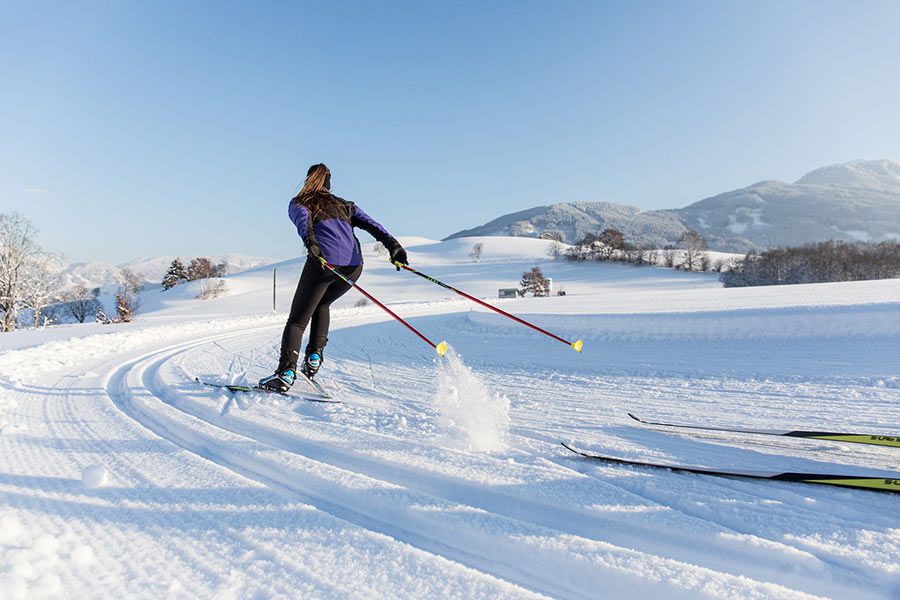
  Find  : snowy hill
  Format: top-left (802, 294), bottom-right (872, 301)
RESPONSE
top-left (446, 159), bottom-right (900, 253)
top-left (1, 235), bottom-right (898, 599)
top-left (62, 253), bottom-right (276, 291)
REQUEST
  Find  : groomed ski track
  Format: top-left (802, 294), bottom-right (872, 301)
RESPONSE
top-left (2, 260), bottom-right (900, 598)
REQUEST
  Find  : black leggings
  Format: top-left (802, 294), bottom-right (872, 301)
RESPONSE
top-left (277, 259), bottom-right (362, 372)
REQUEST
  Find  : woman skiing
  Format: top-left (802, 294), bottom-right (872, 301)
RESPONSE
top-left (259, 163), bottom-right (408, 392)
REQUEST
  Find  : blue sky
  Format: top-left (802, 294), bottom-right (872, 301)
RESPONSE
top-left (2, 1), bottom-right (899, 263)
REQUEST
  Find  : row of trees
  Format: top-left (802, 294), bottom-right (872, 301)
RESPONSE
top-left (554, 227), bottom-right (900, 287)
top-left (721, 241), bottom-right (900, 287)
top-left (555, 228), bottom-right (720, 272)
top-left (162, 257), bottom-right (226, 290)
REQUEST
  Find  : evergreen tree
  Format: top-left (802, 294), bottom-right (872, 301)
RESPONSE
top-left (520, 266), bottom-right (550, 297)
top-left (162, 258), bottom-right (188, 290)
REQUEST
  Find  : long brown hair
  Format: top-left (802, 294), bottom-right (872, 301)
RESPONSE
top-left (292, 163), bottom-right (331, 218)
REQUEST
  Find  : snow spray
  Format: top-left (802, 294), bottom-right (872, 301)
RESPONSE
top-left (434, 348), bottom-right (509, 452)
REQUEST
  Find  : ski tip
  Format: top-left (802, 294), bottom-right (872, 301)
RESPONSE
top-left (571, 339), bottom-right (583, 353)
top-left (435, 341), bottom-right (449, 357)
top-left (627, 412), bottom-right (640, 422)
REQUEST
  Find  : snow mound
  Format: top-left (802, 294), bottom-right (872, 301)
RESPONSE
top-left (80, 465), bottom-right (108, 488)
top-left (0, 517), bottom-right (24, 543)
top-left (69, 545), bottom-right (96, 568)
top-left (433, 349), bottom-right (509, 452)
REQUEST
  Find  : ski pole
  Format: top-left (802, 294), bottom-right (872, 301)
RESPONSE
top-left (393, 262), bottom-right (583, 353)
top-left (319, 257), bottom-right (448, 356)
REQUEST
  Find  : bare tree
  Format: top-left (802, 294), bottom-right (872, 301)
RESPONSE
top-left (187, 257), bottom-right (217, 281)
top-left (662, 246), bottom-right (677, 268)
top-left (679, 230), bottom-right (708, 271)
top-left (699, 253), bottom-right (712, 272)
top-left (547, 241), bottom-right (562, 261)
top-left (599, 228), bottom-right (625, 260)
top-left (63, 284), bottom-right (102, 323)
top-left (0, 212), bottom-right (41, 332)
top-left (196, 278), bottom-right (226, 300)
top-left (21, 253), bottom-right (64, 328)
top-left (470, 242), bottom-right (484, 263)
top-left (372, 242), bottom-right (386, 257)
top-left (115, 268), bottom-right (144, 322)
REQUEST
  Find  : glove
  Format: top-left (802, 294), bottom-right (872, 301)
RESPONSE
top-left (389, 245), bottom-right (408, 271)
top-left (308, 242), bottom-right (323, 262)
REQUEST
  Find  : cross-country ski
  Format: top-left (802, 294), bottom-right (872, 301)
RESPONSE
top-left (628, 413), bottom-right (900, 448)
top-left (195, 377), bottom-right (340, 403)
top-left (561, 442), bottom-right (900, 493)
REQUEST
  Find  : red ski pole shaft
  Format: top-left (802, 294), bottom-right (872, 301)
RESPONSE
top-left (320, 258), bottom-right (448, 356)
top-left (394, 262), bottom-right (583, 353)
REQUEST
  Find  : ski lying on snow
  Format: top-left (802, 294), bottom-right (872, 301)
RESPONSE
top-left (561, 442), bottom-right (900, 494)
top-left (628, 413), bottom-right (900, 449)
top-left (195, 378), bottom-right (340, 403)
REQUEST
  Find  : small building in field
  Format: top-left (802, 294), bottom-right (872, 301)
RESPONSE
top-left (498, 288), bottom-right (518, 299)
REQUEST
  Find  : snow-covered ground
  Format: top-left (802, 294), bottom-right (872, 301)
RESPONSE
top-left (1, 237), bottom-right (898, 599)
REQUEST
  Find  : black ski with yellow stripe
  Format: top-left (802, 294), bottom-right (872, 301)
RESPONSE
top-left (561, 442), bottom-right (900, 494)
top-left (628, 413), bottom-right (900, 449)
top-left (195, 378), bottom-right (339, 403)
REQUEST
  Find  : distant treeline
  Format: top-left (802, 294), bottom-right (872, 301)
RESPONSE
top-left (162, 257), bottom-right (226, 290)
top-left (554, 227), bottom-right (900, 288)
top-left (721, 241), bottom-right (900, 287)
top-left (557, 228), bottom-right (725, 273)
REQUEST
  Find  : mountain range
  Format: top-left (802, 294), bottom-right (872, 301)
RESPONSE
top-left (445, 159), bottom-right (900, 252)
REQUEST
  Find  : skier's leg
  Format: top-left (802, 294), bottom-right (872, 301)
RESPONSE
top-left (276, 260), bottom-right (333, 373)
top-left (304, 264), bottom-right (363, 373)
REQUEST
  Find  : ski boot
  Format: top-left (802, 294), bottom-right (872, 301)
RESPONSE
top-left (301, 349), bottom-right (323, 380)
top-left (258, 369), bottom-right (295, 393)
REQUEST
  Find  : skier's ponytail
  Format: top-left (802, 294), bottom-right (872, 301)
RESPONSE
top-left (293, 163), bottom-right (332, 217)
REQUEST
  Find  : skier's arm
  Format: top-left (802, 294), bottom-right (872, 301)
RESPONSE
top-left (351, 205), bottom-right (402, 250)
top-left (351, 205), bottom-right (407, 268)
top-left (288, 202), bottom-right (308, 243)
top-left (351, 205), bottom-right (395, 246)
top-left (288, 202), bottom-right (322, 258)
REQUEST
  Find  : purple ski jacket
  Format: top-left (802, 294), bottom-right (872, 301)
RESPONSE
top-left (288, 192), bottom-right (398, 267)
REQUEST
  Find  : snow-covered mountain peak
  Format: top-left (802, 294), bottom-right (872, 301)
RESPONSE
top-left (795, 158), bottom-right (900, 192)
